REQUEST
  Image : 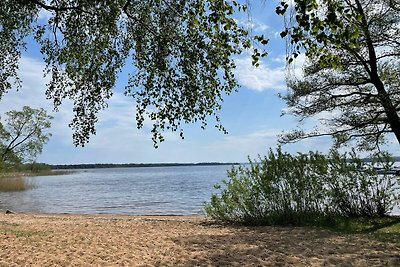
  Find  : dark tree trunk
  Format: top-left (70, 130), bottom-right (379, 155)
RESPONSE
top-left (374, 77), bottom-right (400, 145)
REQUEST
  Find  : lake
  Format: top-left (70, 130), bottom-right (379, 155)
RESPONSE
top-left (1, 165), bottom-right (399, 215)
top-left (0, 165), bottom-right (232, 215)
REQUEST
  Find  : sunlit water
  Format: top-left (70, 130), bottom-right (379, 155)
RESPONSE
top-left (0, 165), bottom-right (231, 215)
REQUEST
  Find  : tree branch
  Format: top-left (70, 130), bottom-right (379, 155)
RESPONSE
top-left (27, 0), bottom-right (93, 15)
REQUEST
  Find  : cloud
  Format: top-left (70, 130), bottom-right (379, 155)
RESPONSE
top-left (0, 56), bottom-right (77, 144)
top-left (281, 53), bottom-right (306, 81)
top-left (250, 21), bottom-right (270, 33)
top-left (201, 127), bottom-right (335, 162)
top-left (38, 9), bottom-right (52, 21)
top-left (1, 55), bottom-right (212, 164)
top-left (235, 18), bottom-right (270, 34)
top-left (211, 129), bottom-right (281, 153)
top-left (0, 55), bottom-right (322, 165)
top-left (271, 55), bottom-right (286, 63)
top-left (234, 56), bottom-right (286, 91)
top-left (0, 57), bottom-right (51, 113)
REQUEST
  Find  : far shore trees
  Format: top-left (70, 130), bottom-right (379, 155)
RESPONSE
top-left (0, 106), bottom-right (52, 170)
top-left (277, 0), bottom-right (400, 150)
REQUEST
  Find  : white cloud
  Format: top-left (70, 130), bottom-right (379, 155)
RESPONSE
top-left (251, 21), bottom-right (270, 33)
top-left (235, 18), bottom-right (270, 34)
top-left (271, 55), bottom-right (286, 63)
top-left (234, 56), bottom-right (286, 91)
top-left (0, 53), bottom-right (314, 165)
top-left (37, 0), bottom-right (52, 21)
top-left (0, 57), bottom-right (51, 113)
top-left (286, 53), bottom-right (306, 80)
top-left (38, 9), bottom-right (52, 21)
top-left (201, 127), bottom-right (334, 161)
top-left (0, 56), bottom-right (77, 144)
top-left (234, 49), bottom-right (307, 92)
top-left (213, 129), bottom-right (280, 152)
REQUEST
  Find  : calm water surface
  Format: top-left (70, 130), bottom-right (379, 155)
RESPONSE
top-left (1, 165), bottom-right (399, 215)
top-left (0, 165), bottom-right (232, 215)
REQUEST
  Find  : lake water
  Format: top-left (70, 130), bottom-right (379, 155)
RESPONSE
top-left (1, 165), bottom-right (399, 215)
top-left (0, 165), bottom-right (232, 215)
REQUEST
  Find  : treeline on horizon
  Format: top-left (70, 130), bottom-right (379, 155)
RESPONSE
top-left (50, 162), bottom-right (241, 170)
top-left (49, 156), bottom-right (400, 170)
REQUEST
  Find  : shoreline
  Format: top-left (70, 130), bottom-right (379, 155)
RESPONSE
top-left (1, 212), bottom-right (399, 266)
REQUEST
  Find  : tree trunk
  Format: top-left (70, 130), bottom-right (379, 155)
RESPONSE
top-left (354, 0), bottom-right (400, 145)
top-left (374, 78), bottom-right (400, 145)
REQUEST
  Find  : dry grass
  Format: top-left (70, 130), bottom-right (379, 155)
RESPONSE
top-left (0, 170), bottom-right (71, 178)
top-left (0, 177), bottom-right (36, 192)
top-left (0, 169), bottom-right (70, 192)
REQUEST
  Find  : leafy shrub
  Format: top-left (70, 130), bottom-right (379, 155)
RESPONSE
top-left (204, 148), bottom-right (400, 225)
top-left (327, 151), bottom-right (399, 217)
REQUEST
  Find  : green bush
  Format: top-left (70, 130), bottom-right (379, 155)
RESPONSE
top-left (204, 148), bottom-right (400, 225)
top-left (327, 151), bottom-right (399, 217)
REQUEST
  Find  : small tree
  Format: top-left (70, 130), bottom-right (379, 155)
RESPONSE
top-left (276, 0), bottom-right (400, 150)
top-left (0, 106), bottom-right (52, 167)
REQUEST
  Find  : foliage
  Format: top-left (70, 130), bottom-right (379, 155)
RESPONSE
top-left (0, 0), bottom-right (268, 147)
top-left (0, 106), bottom-right (52, 168)
top-left (327, 151), bottom-right (399, 217)
top-left (14, 162), bottom-right (52, 172)
top-left (204, 148), bottom-right (400, 225)
top-left (276, 0), bottom-right (400, 150)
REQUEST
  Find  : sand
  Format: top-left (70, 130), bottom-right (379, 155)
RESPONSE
top-left (0, 213), bottom-right (399, 266)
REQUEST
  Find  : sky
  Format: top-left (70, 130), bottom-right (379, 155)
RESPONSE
top-left (0, 1), bottom-right (398, 164)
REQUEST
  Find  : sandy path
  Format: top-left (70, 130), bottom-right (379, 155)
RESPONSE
top-left (0, 213), bottom-right (399, 266)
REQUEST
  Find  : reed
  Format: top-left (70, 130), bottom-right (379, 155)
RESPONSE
top-left (0, 177), bottom-right (36, 192)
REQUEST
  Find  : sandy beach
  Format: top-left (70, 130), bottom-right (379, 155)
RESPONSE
top-left (0, 213), bottom-right (399, 266)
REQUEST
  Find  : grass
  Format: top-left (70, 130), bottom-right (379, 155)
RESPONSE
top-left (318, 215), bottom-right (400, 244)
top-left (0, 228), bottom-right (39, 237)
top-left (0, 221), bottom-right (45, 238)
top-left (0, 221), bottom-right (19, 227)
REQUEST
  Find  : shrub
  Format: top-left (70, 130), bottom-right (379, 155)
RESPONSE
top-left (327, 151), bottom-right (399, 217)
top-left (204, 148), bottom-right (400, 225)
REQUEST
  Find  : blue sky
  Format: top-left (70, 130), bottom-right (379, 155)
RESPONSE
top-left (0, 1), bottom-right (397, 164)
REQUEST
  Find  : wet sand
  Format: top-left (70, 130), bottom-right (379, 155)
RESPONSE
top-left (0, 213), bottom-right (399, 266)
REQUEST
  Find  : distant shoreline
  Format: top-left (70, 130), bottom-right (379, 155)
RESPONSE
top-left (51, 162), bottom-right (241, 170)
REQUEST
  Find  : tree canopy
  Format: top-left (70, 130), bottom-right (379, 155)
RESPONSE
top-left (277, 0), bottom-right (400, 150)
top-left (0, 0), bottom-right (262, 147)
top-left (0, 106), bottom-right (52, 167)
